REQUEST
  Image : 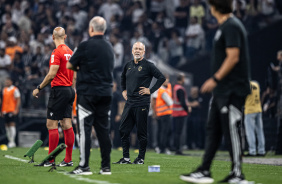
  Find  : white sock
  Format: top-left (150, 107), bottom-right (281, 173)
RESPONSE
top-left (5, 127), bottom-right (11, 142)
top-left (124, 158), bottom-right (130, 161)
top-left (9, 126), bottom-right (16, 144)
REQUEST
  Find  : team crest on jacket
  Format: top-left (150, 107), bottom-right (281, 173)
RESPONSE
top-left (138, 66), bottom-right (142, 71)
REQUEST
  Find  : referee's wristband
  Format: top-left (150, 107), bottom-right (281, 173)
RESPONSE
top-left (212, 75), bottom-right (220, 83)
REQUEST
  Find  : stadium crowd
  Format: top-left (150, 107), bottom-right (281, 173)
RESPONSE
top-left (0, 0), bottom-right (282, 154)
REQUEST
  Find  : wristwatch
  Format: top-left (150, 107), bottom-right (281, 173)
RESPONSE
top-left (37, 85), bottom-right (42, 91)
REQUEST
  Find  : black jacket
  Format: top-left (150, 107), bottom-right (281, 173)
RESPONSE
top-left (69, 35), bottom-right (114, 96)
top-left (121, 58), bottom-right (165, 107)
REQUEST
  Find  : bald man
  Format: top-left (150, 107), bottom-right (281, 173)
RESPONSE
top-left (113, 41), bottom-right (165, 164)
top-left (33, 27), bottom-right (76, 167)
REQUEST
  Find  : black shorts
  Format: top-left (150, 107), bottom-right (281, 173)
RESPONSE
top-left (47, 86), bottom-right (75, 120)
top-left (4, 113), bottom-right (16, 123)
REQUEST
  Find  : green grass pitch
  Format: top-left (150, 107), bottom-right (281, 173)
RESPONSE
top-left (0, 147), bottom-right (281, 184)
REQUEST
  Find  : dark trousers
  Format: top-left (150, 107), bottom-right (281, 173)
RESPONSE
top-left (157, 115), bottom-right (171, 152)
top-left (119, 104), bottom-right (149, 160)
top-left (199, 95), bottom-right (245, 177)
top-left (77, 95), bottom-right (112, 169)
top-left (187, 116), bottom-right (202, 149)
top-left (173, 116), bottom-right (187, 152)
top-left (276, 119), bottom-right (282, 154)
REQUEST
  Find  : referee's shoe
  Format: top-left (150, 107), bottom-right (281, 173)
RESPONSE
top-left (112, 158), bottom-right (132, 164)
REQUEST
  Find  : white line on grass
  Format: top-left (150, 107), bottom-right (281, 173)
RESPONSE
top-left (4, 155), bottom-right (119, 184)
top-left (4, 155), bottom-right (29, 162)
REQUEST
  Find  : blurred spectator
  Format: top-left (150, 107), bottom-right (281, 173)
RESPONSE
top-left (110, 33), bottom-right (124, 81)
top-left (130, 30), bottom-right (150, 47)
top-left (1, 16), bottom-right (19, 37)
top-left (110, 81), bottom-right (125, 148)
top-left (168, 29), bottom-right (184, 67)
top-left (11, 52), bottom-right (24, 85)
top-left (244, 81), bottom-right (265, 156)
top-left (204, 11), bottom-right (218, 50)
top-left (17, 9), bottom-right (32, 33)
top-left (172, 74), bottom-right (189, 155)
top-left (98, 0), bottom-right (123, 24)
top-left (1, 77), bottom-right (21, 148)
top-left (148, 22), bottom-right (164, 53)
top-left (150, 0), bottom-right (166, 21)
top-left (174, 0), bottom-right (190, 37)
top-left (190, 0), bottom-right (205, 25)
top-left (0, 31), bottom-right (8, 48)
top-left (261, 0), bottom-right (275, 24)
top-left (152, 74), bottom-right (173, 154)
top-left (185, 16), bottom-right (204, 59)
top-left (5, 37), bottom-right (23, 61)
top-left (187, 86), bottom-right (203, 150)
top-left (29, 33), bottom-right (44, 55)
top-left (0, 48), bottom-right (11, 88)
top-left (71, 4), bottom-right (87, 34)
top-left (233, 0), bottom-right (246, 21)
top-left (261, 87), bottom-right (277, 118)
top-left (11, 0), bottom-right (23, 24)
top-left (130, 1), bottom-right (144, 25)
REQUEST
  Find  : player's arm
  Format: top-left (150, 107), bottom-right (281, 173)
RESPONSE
top-left (39, 65), bottom-right (60, 89)
top-left (121, 63), bottom-right (128, 100)
top-left (32, 65), bottom-right (59, 98)
top-left (14, 97), bottom-right (21, 115)
top-left (67, 42), bottom-right (87, 71)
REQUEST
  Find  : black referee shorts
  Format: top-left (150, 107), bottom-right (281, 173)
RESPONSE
top-left (47, 86), bottom-right (75, 120)
top-left (4, 113), bottom-right (16, 124)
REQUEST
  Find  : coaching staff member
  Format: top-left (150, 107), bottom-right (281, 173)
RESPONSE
top-left (113, 42), bottom-right (166, 165)
top-left (180, 0), bottom-right (250, 183)
top-left (33, 27), bottom-right (75, 167)
top-left (67, 16), bottom-right (114, 175)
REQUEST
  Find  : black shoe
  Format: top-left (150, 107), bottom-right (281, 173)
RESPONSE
top-left (133, 157), bottom-right (144, 164)
top-left (34, 160), bottom-right (55, 167)
top-left (180, 169), bottom-right (214, 183)
top-left (69, 166), bottom-right (93, 175)
top-left (219, 172), bottom-right (246, 183)
top-left (175, 151), bottom-right (184, 155)
top-left (244, 153), bottom-right (256, 157)
top-left (99, 167), bottom-right (112, 175)
top-left (257, 153), bottom-right (265, 157)
top-left (112, 158), bottom-right (132, 164)
top-left (57, 160), bottom-right (73, 167)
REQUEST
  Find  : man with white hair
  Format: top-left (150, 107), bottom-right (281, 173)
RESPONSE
top-left (113, 41), bottom-right (165, 164)
top-left (67, 16), bottom-right (114, 175)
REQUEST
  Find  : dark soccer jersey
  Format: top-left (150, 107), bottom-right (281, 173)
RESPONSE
top-left (121, 58), bottom-right (165, 107)
top-left (211, 16), bottom-right (250, 97)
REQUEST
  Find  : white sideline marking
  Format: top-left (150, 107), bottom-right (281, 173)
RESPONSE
top-left (4, 155), bottom-right (118, 184)
top-left (4, 155), bottom-right (29, 163)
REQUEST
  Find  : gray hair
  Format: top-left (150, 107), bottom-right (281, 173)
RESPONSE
top-left (89, 16), bottom-right (107, 33)
top-left (132, 42), bottom-right (145, 51)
